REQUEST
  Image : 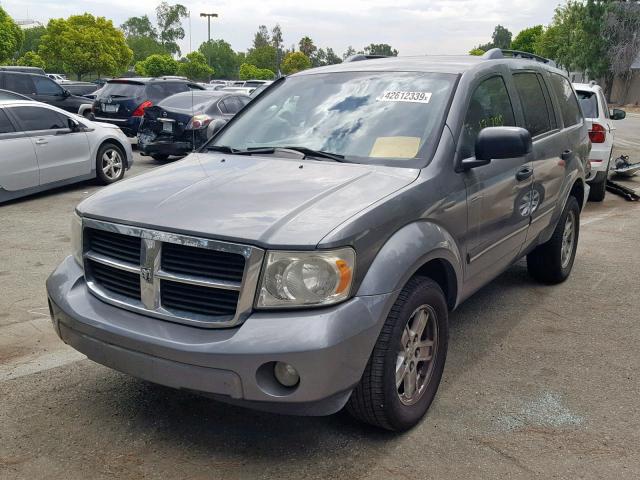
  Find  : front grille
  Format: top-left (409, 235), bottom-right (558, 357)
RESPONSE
top-left (87, 229), bottom-right (141, 264)
top-left (88, 259), bottom-right (141, 300)
top-left (162, 243), bottom-right (245, 282)
top-left (161, 281), bottom-right (239, 316)
top-left (83, 221), bottom-right (262, 328)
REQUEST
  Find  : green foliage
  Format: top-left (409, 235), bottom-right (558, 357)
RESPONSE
top-left (324, 48), bottom-right (342, 65)
top-left (342, 46), bottom-right (356, 60)
top-left (121, 15), bottom-right (157, 39)
top-left (246, 45), bottom-right (277, 72)
top-left (0, 6), bottom-right (23, 63)
top-left (298, 36), bottom-right (317, 58)
top-left (363, 43), bottom-right (399, 56)
top-left (135, 54), bottom-right (178, 76)
top-left (491, 25), bottom-right (512, 50)
top-left (127, 35), bottom-right (167, 63)
top-left (39, 14), bottom-right (132, 79)
top-left (16, 51), bottom-right (45, 69)
top-left (199, 39), bottom-right (241, 79)
top-left (281, 51), bottom-right (311, 74)
top-left (18, 26), bottom-right (45, 58)
top-left (156, 2), bottom-right (187, 56)
top-left (253, 25), bottom-right (270, 49)
top-left (469, 48), bottom-right (485, 56)
top-left (238, 63), bottom-right (274, 81)
top-left (511, 25), bottom-right (543, 54)
top-left (177, 51), bottom-right (214, 80)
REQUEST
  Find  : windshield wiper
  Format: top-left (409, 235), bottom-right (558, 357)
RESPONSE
top-left (206, 145), bottom-right (256, 155)
top-left (278, 146), bottom-right (346, 162)
top-left (207, 145), bottom-right (347, 162)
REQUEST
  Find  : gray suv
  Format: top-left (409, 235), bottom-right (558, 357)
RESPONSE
top-left (47, 49), bottom-right (590, 431)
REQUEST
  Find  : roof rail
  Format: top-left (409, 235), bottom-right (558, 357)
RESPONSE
top-left (482, 48), bottom-right (556, 67)
top-left (344, 54), bottom-right (389, 63)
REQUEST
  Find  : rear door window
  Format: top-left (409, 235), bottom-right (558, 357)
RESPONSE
top-left (0, 109), bottom-right (15, 134)
top-left (10, 106), bottom-right (68, 131)
top-left (513, 73), bottom-right (553, 136)
top-left (460, 76), bottom-right (516, 158)
top-left (549, 74), bottom-right (582, 127)
top-left (33, 76), bottom-right (64, 96)
top-left (4, 74), bottom-right (35, 95)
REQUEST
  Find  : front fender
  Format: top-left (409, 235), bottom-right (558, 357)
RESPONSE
top-left (356, 221), bottom-right (463, 305)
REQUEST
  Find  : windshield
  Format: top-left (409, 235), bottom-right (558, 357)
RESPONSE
top-left (98, 82), bottom-right (145, 99)
top-left (576, 90), bottom-right (598, 119)
top-left (211, 71), bottom-right (456, 166)
top-left (160, 92), bottom-right (220, 109)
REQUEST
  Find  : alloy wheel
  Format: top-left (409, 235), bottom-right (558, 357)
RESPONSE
top-left (101, 148), bottom-right (123, 180)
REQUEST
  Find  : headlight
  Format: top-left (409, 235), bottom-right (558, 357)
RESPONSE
top-left (257, 248), bottom-right (355, 308)
top-left (70, 212), bottom-right (84, 267)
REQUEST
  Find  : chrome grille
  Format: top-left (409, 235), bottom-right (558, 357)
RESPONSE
top-left (82, 218), bottom-right (264, 328)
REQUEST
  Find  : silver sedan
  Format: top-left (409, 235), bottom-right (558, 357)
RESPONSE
top-left (0, 100), bottom-right (133, 203)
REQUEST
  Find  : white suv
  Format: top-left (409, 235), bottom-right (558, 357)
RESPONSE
top-left (573, 82), bottom-right (626, 201)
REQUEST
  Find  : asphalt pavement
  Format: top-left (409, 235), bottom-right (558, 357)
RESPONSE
top-left (1, 117), bottom-right (640, 479)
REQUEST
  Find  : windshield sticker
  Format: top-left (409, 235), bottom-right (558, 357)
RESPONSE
top-left (376, 91), bottom-right (432, 104)
top-left (370, 136), bottom-right (420, 158)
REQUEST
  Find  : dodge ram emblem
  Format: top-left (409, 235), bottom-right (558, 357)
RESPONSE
top-left (140, 267), bottom-right (152, 282)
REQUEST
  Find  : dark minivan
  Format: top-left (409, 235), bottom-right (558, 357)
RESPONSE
top-left (0, 71), bottom-right (91, 114)
top-left (92, 78), bottom-right (205, 137)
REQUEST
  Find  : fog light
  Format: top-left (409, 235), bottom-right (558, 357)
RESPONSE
top-left (273, 362), bottom-right (300, 387)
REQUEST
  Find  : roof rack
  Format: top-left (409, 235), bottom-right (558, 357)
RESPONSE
top-left (482, 48), bottom-right (556, 67)
top-left (344, 54), bottom-right (389, 63)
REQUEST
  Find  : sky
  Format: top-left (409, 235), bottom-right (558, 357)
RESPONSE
top-left (3, 0), bottom-right (562, 56)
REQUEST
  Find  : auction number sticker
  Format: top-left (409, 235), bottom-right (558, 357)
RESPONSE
top-left (376, 91), bottom-right (432, 103)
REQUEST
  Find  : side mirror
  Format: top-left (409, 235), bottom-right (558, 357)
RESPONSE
top-left (611, 108), bottom-right (626, 120)
top-left (68, 118), bottom-right (80, 131)
top-left (62, 89), bottom-right (70, 97)
top-left (461, 127), bottom-right (532, 170)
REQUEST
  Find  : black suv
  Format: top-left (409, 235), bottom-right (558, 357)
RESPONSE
top-left (0, 71), bottom-right (91, 114)
top-left (92, 78), bottom-right (205, 137)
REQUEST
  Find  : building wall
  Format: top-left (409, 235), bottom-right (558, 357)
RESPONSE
top-left (610, 71), bottom-right (640, 105)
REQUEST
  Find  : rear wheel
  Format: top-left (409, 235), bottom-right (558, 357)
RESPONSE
top-left (527, 196), bottom-right (580, 284)
top-left (347, 277), bottom-right (448, 431)
top-left (96, 143), bottom-right (125, 185)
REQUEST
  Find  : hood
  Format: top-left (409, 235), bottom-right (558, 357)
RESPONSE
top-left (78, 153), bottom-right (418, 247)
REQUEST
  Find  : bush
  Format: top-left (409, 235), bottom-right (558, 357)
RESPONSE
top-left (135, 54), bottom-right (178, 77)
top-left (238, 63), bottom-right (274, 81)
top-left (177, 51), bottom-right (214, 81)
top-left (281, 51), bottom-right (311, 75)
top-left (17, 51), bottom-right (46, 69)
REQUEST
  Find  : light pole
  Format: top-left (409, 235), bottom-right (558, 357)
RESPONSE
top-left (200, 12), bottom-right (218, 44)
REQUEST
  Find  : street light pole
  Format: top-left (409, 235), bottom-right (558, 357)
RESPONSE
top-left (200, 12), bottom-right (218, 44)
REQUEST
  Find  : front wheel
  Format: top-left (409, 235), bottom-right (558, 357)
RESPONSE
top-left (347, 277), bottom-right (449, 431)
top-left (96, 143), bottom-right (125, 185)
top-left (527, 196), bottom-right (580, 284)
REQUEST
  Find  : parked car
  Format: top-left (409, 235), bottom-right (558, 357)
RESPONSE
top-left (0, 89), bottom-right (32, 101)
top-left (47, 73), bottom-right (67, 82)
top-left (138, 90), bottom-right (250, 160)
top-left (62, 82), bottom-right (99, 97)
top-left (47, 49), bottom-right (590, 431)
top-left (249, 83), bottom-right (272, 98)
top-left (0, 66), bottom-right (46, 75)
top-left (91, 77), bottom-right (205, 137)
top-left (573, 82), bottom-right (626, 201)
top-left (0, 100), bottom-right (132, 203)
top-left (92, 78), bottom-right (111, 87)
top-left (0, 71), bottom-right (92, 114)
top-left (221, 86), bottom-right (255, 95)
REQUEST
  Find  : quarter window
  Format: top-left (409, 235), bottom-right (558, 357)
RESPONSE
top-left (4, 74), bottom-right (35, 95)
top-left (11, 106), bottom-right (68, 131)
top-left (0, 109), bottom-right (15, 134)
top-left (460, 76), bottom-right (516, 158)
top-left (549, 74), bottom-right (582, 127)
top-left (513, 73), bottom-right (553, 136)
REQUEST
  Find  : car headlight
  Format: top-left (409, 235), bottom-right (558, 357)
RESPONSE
top-left (70, 212), bottom-right (84, 268)
top-left (257, 248), bottom-right (355, 308)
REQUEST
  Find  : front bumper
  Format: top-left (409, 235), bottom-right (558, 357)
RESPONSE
top-left (47, 256), bottom-right (392, 416)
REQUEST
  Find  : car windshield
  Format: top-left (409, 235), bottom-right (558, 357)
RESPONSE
top-left (98, 82), bottom-right (145, 98)
top-left (576, 90), bottom-right (598, 119)
top-left (211, 71), bottom-right (456, 166)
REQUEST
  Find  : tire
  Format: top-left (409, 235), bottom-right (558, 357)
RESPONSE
top-left (347, 277), bottom-right (449, 431)
top-left (527, 196), bottom-right (580, 284)
top-left (151, 154), bottom-right (169, 161)
top-left (588, 177), bottom-right (606, 202)
top-left (96, 142), bottom-right (126, 185)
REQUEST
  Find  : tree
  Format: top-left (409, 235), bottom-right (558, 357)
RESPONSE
top-left (325, 48), bottom-right (342, 65)
top-left (363, 43), bottom-right (399, 56)
top-left (127, 36), bottom-right (167, 63)
top-left (199, 39), bottom-right (240, 79)
top-left (511, 25), bottom-right (543, 53)
top-left (177, 51), bottom-right (214, 80)
top-left (18, 25), bottom-right (45, 58)
top-left (0, 6), bottom-right (23, 63)
top-left (17, 51), bottom-right (45, 69)
top-left (246, 45), bottom-right (277, 72)
top-left (298, 36), bottom-right (317, 58)
top-left (342, 46), bottom-right (356, 59)
top-left (602, 1), bottom-right (640, 100)
top-left (469, 48), bottom-right (485, 56)
top-left (312, 48), bottom-right (327, 67)
top-left (271, 24), bottom-right (284, 73)
top-left (281, 51), bottom-right (312, 74)
top-left (135, 53), bottom-right (178, 76)
top-left (39, 14), bottom-right (132, 80)
top-left (156, 1), bottom-right (188, 56)
top-left (253, 25), bottom-right (270, 49)
top-left (238, 63), bottom-right (274, 80)
top-left (121, 15), bottom-right (157, 39)
top-left (491, 25), bottom-right (512, 50)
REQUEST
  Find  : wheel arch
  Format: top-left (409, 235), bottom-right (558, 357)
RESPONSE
top-left (569, 178), bottom-right (585, 211)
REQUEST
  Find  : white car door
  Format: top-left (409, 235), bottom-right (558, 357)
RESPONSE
top-left (0, 107), bottom-right (39, 191)
top-left (8, 105), bottom-right (91, 185)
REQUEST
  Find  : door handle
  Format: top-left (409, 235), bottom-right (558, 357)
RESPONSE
top-left (515, 166), bottom-right (533, 181)
top-left (561, 149), bottom-right (572, 160)
top-left (34, 138), bottom-right (48, 145)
